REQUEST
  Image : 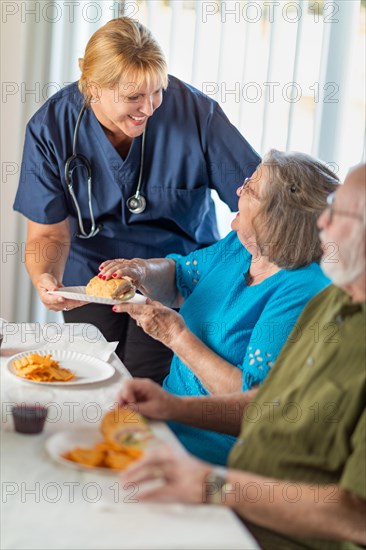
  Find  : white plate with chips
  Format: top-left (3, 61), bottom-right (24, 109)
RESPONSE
top-left (7, 349), bottom-right (115, 386)
top-left (46, 423), bottom-right (166, 474)
top-left (45, 428), bottom-right (116, 474)
top-left (47, 286), bottom-right (147, 306)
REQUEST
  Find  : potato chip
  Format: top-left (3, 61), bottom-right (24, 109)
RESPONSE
top-left (62, 440), bottom-right (143, 470)
top-left (62, 411), bottom-right (146, 471)
top-left (63, 447), bottom-right (106, 468)
top-left (12, 353), bottom-right (75, 382)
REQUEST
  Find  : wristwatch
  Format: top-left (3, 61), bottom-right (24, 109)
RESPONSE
top-left (204, 467), bottom-right (229, 505)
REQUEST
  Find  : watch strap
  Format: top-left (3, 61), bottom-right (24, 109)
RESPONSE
top-left (204, 466), bottom-right (228, 505)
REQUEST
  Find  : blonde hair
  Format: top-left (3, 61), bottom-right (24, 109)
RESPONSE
top-left (78, 17), bottom-right (168, 104)
top-left (253, 150), bottom-right (340, 269)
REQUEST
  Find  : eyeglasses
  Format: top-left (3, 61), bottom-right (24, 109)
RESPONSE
top-left (237, 177), bottom-right (261, 200)
top-left (325, 192), bottom-right (364, 224)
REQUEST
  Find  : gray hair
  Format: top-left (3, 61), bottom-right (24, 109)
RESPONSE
top-left (253, 149), bottom-right (340, 269)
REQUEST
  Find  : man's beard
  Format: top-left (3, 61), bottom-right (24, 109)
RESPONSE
top-left (320, 229), bottom-right (365, 286)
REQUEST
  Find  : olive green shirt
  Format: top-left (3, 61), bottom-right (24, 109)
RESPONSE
top-left (229, 285), bottom-right (366, 550)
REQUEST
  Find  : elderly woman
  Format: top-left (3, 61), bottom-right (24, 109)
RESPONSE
top-left (100, 150), bottom-right (338, 464)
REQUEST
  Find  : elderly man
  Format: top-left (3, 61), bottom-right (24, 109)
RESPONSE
top-left (118, 164), bottom-right (366, 550)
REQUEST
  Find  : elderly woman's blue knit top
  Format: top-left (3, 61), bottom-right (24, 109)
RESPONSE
top-left (163, 231), bottom-right (329, 465)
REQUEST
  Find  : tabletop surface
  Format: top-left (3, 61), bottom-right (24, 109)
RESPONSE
top-left (1, 322), bottom-right (259, 550)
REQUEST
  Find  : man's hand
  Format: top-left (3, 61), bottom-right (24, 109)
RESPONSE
top-left (118, 378), bottom-right (180, 421)
top-left (119, 444), bottom-right (213, 504)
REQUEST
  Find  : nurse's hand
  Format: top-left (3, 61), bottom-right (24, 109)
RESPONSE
top-left (112, 298), bottom-right (187, 348)
top-left (35, 273), bottom-right (85, 312)
top-left (98, 258), bottom-right (146, 289)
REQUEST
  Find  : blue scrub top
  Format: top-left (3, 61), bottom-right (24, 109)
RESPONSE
top-left (14, 76), bottom-right (260, 285)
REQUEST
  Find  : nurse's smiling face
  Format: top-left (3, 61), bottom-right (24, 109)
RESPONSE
top-left (90, 80), bottom-right (163, 139)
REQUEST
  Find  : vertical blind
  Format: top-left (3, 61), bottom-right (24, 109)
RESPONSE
top-left (120, 0), bottom-right (364, 234)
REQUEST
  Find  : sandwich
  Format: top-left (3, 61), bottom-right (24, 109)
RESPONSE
top-left (101, 408), bottom-right (154, 449)
top-left (62, 408), bottom-right (150, 470)
top-left (85, 276), bottom-right (136, 301)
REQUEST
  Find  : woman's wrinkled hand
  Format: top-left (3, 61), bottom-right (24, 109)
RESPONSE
top-left (118, 378), bottom-right (179, 421)
top-left (98, 258), bottom-right (147, 289)
top-left (119, 444), bottom-right (213, 504)
top-left (112, 298), bottom-right (186, 348)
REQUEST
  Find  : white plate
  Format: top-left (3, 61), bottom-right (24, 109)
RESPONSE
top-left (45, 428), bottom-right (115, 474)
top-left (7, 349), bottom-right (115, 386)
top-left (47, 286), bottom-right (147, 306)
top-left (46, 426), bottom-right (159, 474)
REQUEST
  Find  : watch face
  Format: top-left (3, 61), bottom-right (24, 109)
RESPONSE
top-left (204, 468), bottom-right (227, 505)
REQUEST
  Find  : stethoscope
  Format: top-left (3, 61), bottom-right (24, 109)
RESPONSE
top-left (64, 103), bottom-right (147, 239)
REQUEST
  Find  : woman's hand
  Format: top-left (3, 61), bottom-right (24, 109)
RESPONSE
top-left (99, 257), bottom-right (182, 308)
top-left (119, 444), bottom-right (213, 504)
top-left (34, 273), bottom-right (85, 312)
top-left (113, 298), bottom-right (187, 348)
top-left (25, 220), bottom-right (83, 312)
top-left (98, 258), bottom-right (147, 289)
top-left (34, 273), bottom-right (86, 311)
top-left (118, 378), bottom-right (180, 421)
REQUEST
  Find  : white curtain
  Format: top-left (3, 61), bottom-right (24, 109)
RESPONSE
top-left (1, 0), bottom-right (364, 323)
top-left (1, 0), bottom-right (118, 323)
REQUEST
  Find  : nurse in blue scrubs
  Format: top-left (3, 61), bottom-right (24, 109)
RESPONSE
top-left (14, 17), bottom-right (260, 383)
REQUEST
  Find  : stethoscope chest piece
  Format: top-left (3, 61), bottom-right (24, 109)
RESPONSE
top-left (126, 128), bottom-right (147, 214)
top-left (126, 194), bottom-right (146, 214)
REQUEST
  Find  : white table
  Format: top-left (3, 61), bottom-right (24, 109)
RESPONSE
top-left (1, 323), bottom-right (259, 550)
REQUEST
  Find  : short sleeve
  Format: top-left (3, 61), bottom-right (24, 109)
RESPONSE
top-left (205, 103), bottom-right (260, 209)
top-left (167, 231), bottom-right (246, 300)
top-left (13, 116), bottom-right (69, 224)
top-left (167, 250), bottom-right (202, 300)
top-left (240, 326), bottom-right (286, 392)
top-left (340, 410), bottom-right (366, 500)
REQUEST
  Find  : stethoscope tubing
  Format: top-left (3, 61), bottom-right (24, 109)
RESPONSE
top-left (65, 102), bottom-right (147, 239)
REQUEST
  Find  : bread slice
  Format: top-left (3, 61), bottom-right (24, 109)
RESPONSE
top-left (100, 408), bottom-right (154, 449)
top-left (85, 276), bottom-right (135, 301)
